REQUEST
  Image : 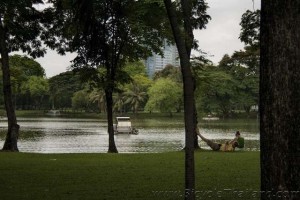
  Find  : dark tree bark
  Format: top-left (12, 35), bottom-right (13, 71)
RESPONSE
top-left (193, 103), bottom-right (200, 149)
top-left (105, 89), bottom-right (118, 153)
top-left (164, 0), bottom-right (196, 199)
top-left (0, 22), bottom-right (20, 152)
top-left (260, 1), bottom-right (300, 199)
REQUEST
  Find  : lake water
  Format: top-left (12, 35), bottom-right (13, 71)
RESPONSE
top-left (0, 117), bottom-right (259, 153)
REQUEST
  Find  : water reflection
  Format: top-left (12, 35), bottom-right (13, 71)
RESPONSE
top-left (0, 117), bottom-right (259, 153)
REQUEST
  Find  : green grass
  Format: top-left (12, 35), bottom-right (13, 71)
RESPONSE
top-left (0, 151), bottom-right (259, 200)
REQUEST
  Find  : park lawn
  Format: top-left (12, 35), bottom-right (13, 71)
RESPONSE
top-left (0, 151), bottom-right (260, 200)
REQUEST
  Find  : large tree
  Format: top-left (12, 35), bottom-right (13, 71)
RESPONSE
top-left (194, 63), bottom-right (236, 118)
top-left (145, 78), bottom-right (182, 116)
top-left (0, 0), bottom-right (45, 151)
top-left (218, 49), bottom-right (259, 117)
top-left (48, 71), bottom-right (83, 110)
top-left (163, 0), bottom-right (210, 199)
top-left (260, 1), bottom-right (300, 199)
top-left (8, 55), bottom-right (46, 110)
top-left (122, 61), bottom-right (151, 113)
top-left (21, 76), bottom-right (49, 109)
top-left (46, 0), bottom-right (170, 153)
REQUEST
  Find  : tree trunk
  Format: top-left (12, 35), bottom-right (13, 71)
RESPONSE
top-left (0, 25), bottom-right (19, 152)
top-left (193, 103), bottom-right (200, 149)
top-left (182, 61), bottom-right (196, 200)
top-left (105, 89), bottom-right (118, 153)
top-left (260, 1), bottom-right (300, 199)
top-left (164, 1), bottom-right (195, 199)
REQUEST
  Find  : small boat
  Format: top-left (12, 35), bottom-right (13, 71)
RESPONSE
top-left (113, 117), bottom-right (138, 135)
top-left (202, 117), bottom-right (220, 121)
top-left (202, 115), bottom-right (219, 121)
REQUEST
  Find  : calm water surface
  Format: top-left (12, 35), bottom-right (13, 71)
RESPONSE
top-left (0, 117), bottom-right (259, 153)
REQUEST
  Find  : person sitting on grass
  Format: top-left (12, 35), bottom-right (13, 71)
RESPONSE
top-left (196, 129), bottom-right (239, 152)
top-left (230, 131), bottom-right (245, 149)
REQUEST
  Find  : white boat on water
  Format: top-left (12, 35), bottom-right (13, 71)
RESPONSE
top-left (113, 117), bottom-right (138, 135)
top-left (202, 117), bottom-right (220, 121)
top-left (202, 115), bottom-right (220, 121)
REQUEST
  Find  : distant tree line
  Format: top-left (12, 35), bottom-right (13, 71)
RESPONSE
top-left (1, 52), bottom-right (259, 119)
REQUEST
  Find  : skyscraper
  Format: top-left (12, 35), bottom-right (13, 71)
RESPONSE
top-left (145, 41), bottom-right (180, 78)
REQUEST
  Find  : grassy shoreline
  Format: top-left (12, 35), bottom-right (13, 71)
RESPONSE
top-left (0, 151), bottom-right (260, 200)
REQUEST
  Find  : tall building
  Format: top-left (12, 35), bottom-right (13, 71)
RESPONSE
top-left (145, 41), bottom-right (180, 78)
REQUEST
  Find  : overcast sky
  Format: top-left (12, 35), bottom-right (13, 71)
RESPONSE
top-left (194, 0), bottom-right (260, 62)
top-left (33, 0), bottom-right (260, 78)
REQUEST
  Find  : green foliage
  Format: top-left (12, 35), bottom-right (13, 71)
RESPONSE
top-left (23, 76), bottom-right (49, 97)
top-left (191, 0), bottom-right (211, 27)
top-left (229, 46), bottom-right (259, 74)
top-left (124, 61), bottom-right (147, 77)
top-left (77, 67), bottom-right (132, 95)
top-left (45, 0), bottom-right (170, 68)
top-left (123, 84), bottom-right (148, 113)
top-left (145, 78), bottom-right (182, 115)
top-left (89, 88), bottom-right (106, 113)
top-left (0, 0), bottom-right (46, 57)
top-left (220, 48), bottom-right (259, 114)
top-left (239, 9), bottom-right (260, 48)
top-left (77, 62), bottom-right (153, 114)
top-left (194, 64), bottom-right (235, 117)
top-left (113, 92), bottom-right (125, 113)
top-left (131, 74), bottom-right (153, 91)
top-left (72, 90), bottom-right (89, 111)
top-left (9, 55), bottom-right (46, 100)
top-left (168, 0), bottom-right (211, 50)
top-left (9, 55), bottom-right (45, 77)
top-left (0, 55), bottom-right (47, 109)
top-left (113, 68), bottom-right (152, 113)
top-left (194, 47), bottom-right (259, 118)
top-left (20, 76), bottom-right (49, 109)
top-left (153, 64), bottom-right (182, 83)
top-left (44, 1), bottom-right (172, 116)
top-left (48, 71), bottom-right (84, 109)
top-left (190, 10), bottom-right (260, 118)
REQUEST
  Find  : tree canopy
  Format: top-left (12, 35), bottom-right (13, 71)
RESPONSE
top-left (48, 71), bottom-right (83, 109)
top-left (0, 0), bottom-right (46, 57)
top-left (239, 9), bottom-right (260, 48)
top-left (9, 55), bottom-right (45, 77)
top-left (145, 78), bottom-right (182, 115)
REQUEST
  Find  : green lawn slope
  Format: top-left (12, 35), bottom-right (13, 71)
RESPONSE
top-left (0, 151), bottom-right (259, 200)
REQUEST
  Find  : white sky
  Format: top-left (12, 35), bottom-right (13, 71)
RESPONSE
top-left (194, 0), bottom-right (260, 62)
top-left (32, 0), bottom-right (260, 78)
